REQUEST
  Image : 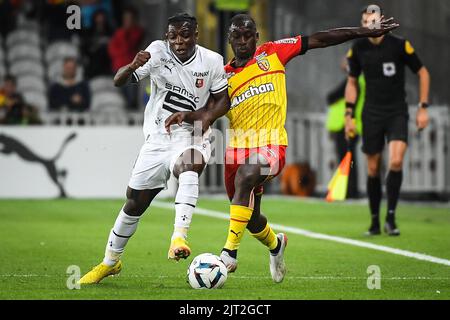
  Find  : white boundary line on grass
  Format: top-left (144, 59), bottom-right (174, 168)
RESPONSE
top-left (1, 274), bottom-right (449, 280)
top-left (153, 201), bottom-right (450, 267)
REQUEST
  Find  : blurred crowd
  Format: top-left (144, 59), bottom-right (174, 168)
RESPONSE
top-left (0, 0), bottom-right (146, 125)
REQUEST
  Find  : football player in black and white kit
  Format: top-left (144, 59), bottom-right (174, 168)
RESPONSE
top-left (78, 13), bottom-right (229, 284)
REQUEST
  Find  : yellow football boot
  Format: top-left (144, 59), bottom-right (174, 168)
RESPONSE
top-left (77, 261), bottom-right (122, 284)
top-left (168, 237), bottom-right (191, 261)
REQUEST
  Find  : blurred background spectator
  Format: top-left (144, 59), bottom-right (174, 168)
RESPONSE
top-left (81, 8), bottom-right (113, 78)
top-left (0, 75), bottom-right (41, 124)
top-left (48, 57), bottom-right (91, 112)
top-left (108, 6), bottom-right (144, 110)
top-left (80, 0), bottom-right (114, 30)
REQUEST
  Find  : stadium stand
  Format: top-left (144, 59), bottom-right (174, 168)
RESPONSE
top-left (45, 41), bottom-right (79, 63)
top-left (6, 29), bottom-right (40, 48)
top-left (0, 47), bottom-right (5, 82)
top-left (91, 91), bottom-right (125, 113)
top-left (89, 76), bottom-right (117, 93)
top-left (17, 75), bottom-right (46, 93)
top-left (7, 43), bottom-right (42, 62)
top-left (21, 90), bottom-right (48, 113)
top-left (9, 60), bottom-right (45, 78)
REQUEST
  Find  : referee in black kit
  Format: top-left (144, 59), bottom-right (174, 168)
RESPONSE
top-left (345, 4), bottom-right (430, 236)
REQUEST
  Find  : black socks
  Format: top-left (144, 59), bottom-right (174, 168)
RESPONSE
top-left (270, 237), bottom-right (281, 256)
top-left (386, 170), bottom-right (403, 223)
top-left (367, 176), bottom-right (382, 226)
top-left (223, 248), bottom-right (237, 259)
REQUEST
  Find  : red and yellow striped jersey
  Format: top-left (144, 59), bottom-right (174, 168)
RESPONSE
top-left (225, 36), bottom-right (307, 148)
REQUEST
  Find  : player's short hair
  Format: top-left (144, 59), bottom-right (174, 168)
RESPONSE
top-left (361, 4), bottom-right (384, 16)
top-left (167, 13), bottom-right (197, 29)
top-left (229, 14), bottom-right (256, 31)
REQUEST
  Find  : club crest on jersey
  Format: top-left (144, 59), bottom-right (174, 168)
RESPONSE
top-left (195, 78), bottom-right (204, 88)
top-left (255, 52), bottom-right (270, 71)
top-left (257, 59), bottom-right (270, 72)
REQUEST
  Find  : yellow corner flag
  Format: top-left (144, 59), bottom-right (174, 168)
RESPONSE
top-left (326, 151), bottom-right (352, 202)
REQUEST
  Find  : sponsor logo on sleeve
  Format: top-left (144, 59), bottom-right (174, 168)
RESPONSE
top-left (275, 38), bottom-right (298, 44)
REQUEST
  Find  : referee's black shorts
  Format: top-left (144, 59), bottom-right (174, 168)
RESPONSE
top-left (361, 108), bottom-right (409, 155)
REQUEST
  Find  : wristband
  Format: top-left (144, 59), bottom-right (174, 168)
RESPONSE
top-left (345, 111), bottom-right (354, 118)
top-left (419, 102), bottom-right (429, 109)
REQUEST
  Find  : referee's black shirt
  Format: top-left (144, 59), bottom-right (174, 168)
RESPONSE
top-left (347, 34), bottom-right (423, 116)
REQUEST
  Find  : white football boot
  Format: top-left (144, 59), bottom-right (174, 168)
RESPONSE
top-left (220, 250), bottom-right (238, 273)
top-left (269, 233), bottom-right (288, 283)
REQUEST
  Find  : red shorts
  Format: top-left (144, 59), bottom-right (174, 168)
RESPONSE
top-left (224, 145), bottom-right (287, 200)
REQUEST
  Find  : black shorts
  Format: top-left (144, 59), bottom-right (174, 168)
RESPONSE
top-left (361, 111), bottom-right (409, 155)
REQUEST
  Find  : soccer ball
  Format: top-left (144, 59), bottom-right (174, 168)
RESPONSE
top-left (187, 253), bottom-right (228, 289)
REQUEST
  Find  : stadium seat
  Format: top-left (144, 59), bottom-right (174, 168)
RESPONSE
top-left (45, 42), bottom-right (79, 64)
top-left (0, 63), bottom-right (6, 82)
top-left (17, 75), bottom-right (46, 93)
top-left (91, 91), bottom-right (126, 112)
top-left (7, 44), bottom-right (42, 63)
top-left (89, 76), bottom-right (118, 93)
top-left (6, 29), bottom-right (40, 48)
top-left (9, 60), bottom-right (45, 78)
top-left (22, 91), bottom-right (48, 112)
top-left (16, 19), bottom-right (40, 31)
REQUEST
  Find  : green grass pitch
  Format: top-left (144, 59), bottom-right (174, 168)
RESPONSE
top-left (0, 197), bottom-right (449, 300)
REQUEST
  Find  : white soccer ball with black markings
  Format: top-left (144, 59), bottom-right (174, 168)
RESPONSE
top-left (187, 253), bottom-right (228, 289)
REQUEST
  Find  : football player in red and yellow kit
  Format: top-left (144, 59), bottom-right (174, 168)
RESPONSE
top-left (166, 14), bottom-right (398, 282)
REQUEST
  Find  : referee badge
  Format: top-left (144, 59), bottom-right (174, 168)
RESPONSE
top-left (195, 78), bottom-right (204, 88)
top-left (383, 62), bottom-right (396, 77)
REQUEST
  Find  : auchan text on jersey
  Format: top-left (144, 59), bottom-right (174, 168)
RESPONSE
top-left (231, 83), bottom-right (275, 108)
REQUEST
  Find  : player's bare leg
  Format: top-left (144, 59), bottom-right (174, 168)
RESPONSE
top-left (220, 153), bottom-right (269, 272)
top-left (79, 187), bottom-right (162, 284)
top-left (365, 153), bottom-right (382, 236)
top-left (168, 148), bottom-right (206, 261)
top-left (385, 140), bottom-right (407, 236)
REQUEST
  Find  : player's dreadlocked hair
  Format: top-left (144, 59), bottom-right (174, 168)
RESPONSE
top-left (361, 4), bottom-right (384, 16)
top-left (229, 13), bottom-right (256, 30)
top-left (167, 12), bottom-right (197, 28)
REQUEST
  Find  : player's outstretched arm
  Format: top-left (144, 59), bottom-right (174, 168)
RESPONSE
top-left (113, 50), bottom-right (150, 87)
top-left (165, 90), bottom-right (230, 134)
top-left (308, 17), bottom-right (399, 50)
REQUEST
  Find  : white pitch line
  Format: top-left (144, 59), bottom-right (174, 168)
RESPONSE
top-left (1, 274), bottom-right (448, 280)
top-left (153, 201), bottom-right (450, 267)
